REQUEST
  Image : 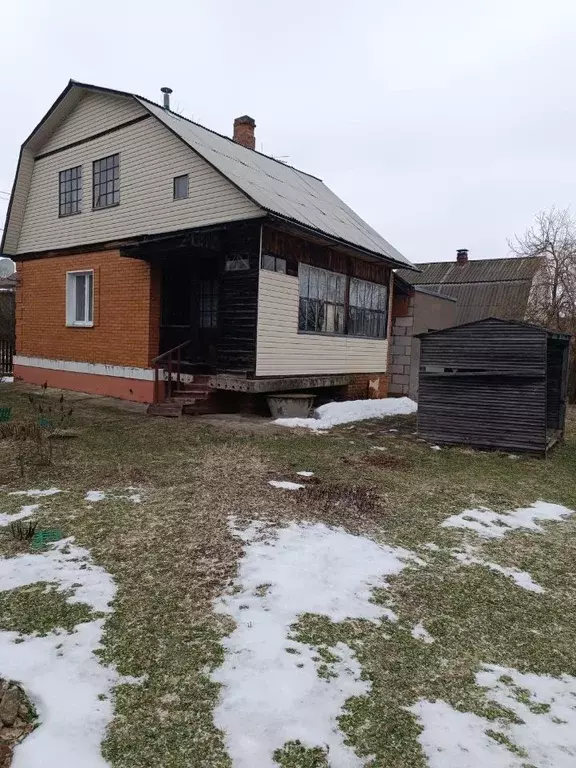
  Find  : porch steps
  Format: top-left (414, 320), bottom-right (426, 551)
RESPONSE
top-left (147, 376), bottom-right (214, 417)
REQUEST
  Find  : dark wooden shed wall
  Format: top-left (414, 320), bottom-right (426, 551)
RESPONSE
top-left (417, 319), bottom-right (569, 453)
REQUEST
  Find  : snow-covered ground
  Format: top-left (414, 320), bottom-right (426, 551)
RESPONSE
top-left (442, 501), bottom-right (574, 538)
top-left (0, 504), bottom-right (39, 527)
top-left (412, 664), bottom-right (576, 767)
top-left (0, 538), bottom-right (129, 767)
top-left (274, 397), bottom-right (417, 430)
top-left (211, 519), bottom-right (419, 767)
top-left (452, 546), bottom-right (544, 593)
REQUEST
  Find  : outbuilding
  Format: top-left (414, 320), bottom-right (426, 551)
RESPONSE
top-left (416, 318), bottom-right (571, 454)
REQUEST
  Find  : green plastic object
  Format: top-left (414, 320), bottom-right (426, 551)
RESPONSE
top-left (38, 416), bottom-right (53, 429)
top-left (0, 407), bottom-right (12, 423)
top-left (31, 529), bottom-right (64, 550)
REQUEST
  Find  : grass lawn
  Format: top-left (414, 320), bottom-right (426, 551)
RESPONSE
top-left (1, 382), bottom-right (575, 767)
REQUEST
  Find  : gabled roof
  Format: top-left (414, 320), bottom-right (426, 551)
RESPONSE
top-left (396, 256), bottom-right (541, 324)
top-left (396, 256), bottom-right (540, 285)
top-left (2, 80), bottom-right (414, 269)
top-left (415, 316), bottom-right (571, 340)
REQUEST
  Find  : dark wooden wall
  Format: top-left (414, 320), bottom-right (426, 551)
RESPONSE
top-left (417, 319), bottom-right (551, 453)
top-left (262, 227), bottom-right (391, 286)
top-left (217, 225), bottom-right (260, 372)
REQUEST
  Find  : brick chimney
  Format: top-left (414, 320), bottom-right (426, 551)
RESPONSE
top-left (233, 115), bottom-right (256, 150)
top-left (456, 248), bottom-right (469, 264)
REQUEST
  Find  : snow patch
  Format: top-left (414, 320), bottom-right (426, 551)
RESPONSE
top-left (85, 491), bottom-right (106, 503)
top-left (212, 520), bottom-right (418, 767)
top-left (453, 547), bottom-right (544, 593)
top-left (411, 621), bottom-right (434, 644)
top-left (268, 480), bottom-right (305, 490)
top-left (0, 504), bottom-right (39, 527)
top-left (0, 376), bottom-right (14, 383)
top-left (9, 488), bottom-right (62, 498)
top-left (296, 471), bottom-right (314, 477)
top-left (274, 397), bottom-right (417, 431)
top-left (411, 664), bottom-right (576, 768)
top-left (441, 501), bottom-right (574, 539)
top-left (0, 538), bottom-right (116, 613)
top-left (0, 538), bottom-right (135, 767)
top-left (430, 445), bottom-right (441, 451)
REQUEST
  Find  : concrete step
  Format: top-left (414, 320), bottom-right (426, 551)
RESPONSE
top-left (147, 402), bottom-right (183, 417)
top-left (174, 384), bottom-right (211, 394)
top-left (170, 391), bottom-right (210, 401)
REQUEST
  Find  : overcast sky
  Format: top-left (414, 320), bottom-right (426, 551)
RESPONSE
top-left (1, 0), bottom-right (575, 265)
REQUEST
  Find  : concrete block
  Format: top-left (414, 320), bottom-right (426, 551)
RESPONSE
top-left (391, 345), bottom-right (410, 357)
top-left (391, 373), bottom-right (409, 385)
top-left (388, 382), bottom-right (408, 394)
top-left (395, 316), bottom-right (414, 328)
top-left (392, 326), bottom-right (407, 336)
top-left (390, 364), bottom-right (404, 374)
top-left (393, 355), bottom-right (410, 366)
top-left (403, 365), bottom-right (411, 374)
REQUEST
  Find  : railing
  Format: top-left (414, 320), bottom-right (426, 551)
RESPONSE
top-left (0, 338), bottom-right (14, 378)
top-left (151, 340), bottom-right (192, 403)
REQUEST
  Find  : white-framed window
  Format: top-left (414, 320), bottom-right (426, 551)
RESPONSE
top-left (173, 174), bottom-right (189, 200)
top-left (66, 270), bottom-right (94, 327)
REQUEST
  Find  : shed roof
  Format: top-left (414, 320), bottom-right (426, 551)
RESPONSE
top-left (415, 316), bottom-right (571, 340)
top-left (396, 256), bottom-right (541, 324)
top-left (2, 80), bottom-right (414, 269)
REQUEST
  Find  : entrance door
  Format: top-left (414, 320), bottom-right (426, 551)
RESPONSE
top-left (160, 256), bottom-right (219, 369)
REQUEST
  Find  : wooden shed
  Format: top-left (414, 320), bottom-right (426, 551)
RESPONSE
top-left (416, 318), bottom-right (571, 454)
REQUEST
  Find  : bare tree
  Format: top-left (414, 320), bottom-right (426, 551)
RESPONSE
top-left (509, 207), bottom-right (576, 401)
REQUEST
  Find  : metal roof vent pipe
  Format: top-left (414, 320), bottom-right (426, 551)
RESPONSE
top-left (456, 248), bottom-right (469, 264)
top-left (161, 87), bottom-right (173, 110)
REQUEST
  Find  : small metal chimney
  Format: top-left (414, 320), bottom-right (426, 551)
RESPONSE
top-left (161, 87), bottom-right (173, 110)
top-left (456, 248), bottom-right (469, 264)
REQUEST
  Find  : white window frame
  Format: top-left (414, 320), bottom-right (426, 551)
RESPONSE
top-left (66, 270), bottom-right (94, 327)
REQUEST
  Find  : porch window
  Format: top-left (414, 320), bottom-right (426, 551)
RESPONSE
top-left (93, 154), bottom-right (120, 209)
top-left (298, 263), bottom-right (346, 334)
top-left (348, 277), bottom-right (388, 337)
top-left (58, 165), bottom-right (82, 216)
top-left (66, 271), bottom-right (94, 327)
top-left (199, 280), bottom-right (218, 328)
top-left (261, 253), bottom-right (287, 274)
top-left (225, 254), bottom-right (250, 271)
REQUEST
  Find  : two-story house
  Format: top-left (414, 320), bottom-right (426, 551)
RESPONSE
top-left (1, 80), bottom-right (415, 413)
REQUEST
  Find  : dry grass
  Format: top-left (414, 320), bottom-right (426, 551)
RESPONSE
top-left (0, 382), bottom-right (575, 766)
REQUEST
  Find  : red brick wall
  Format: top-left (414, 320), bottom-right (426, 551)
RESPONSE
top-left (345, 373), bottom-right (388, 399)
top-left (16, 250), bottom-right (159, 368)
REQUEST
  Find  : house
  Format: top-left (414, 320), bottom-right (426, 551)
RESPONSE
top-left (388, 276), bottom-right (456, 400)
top-left (1, 80), bottom-right (415, 412)
top-left (391, 249), bottom-right (542, 400)
top-left (396, 249), bottom-right (541, 325)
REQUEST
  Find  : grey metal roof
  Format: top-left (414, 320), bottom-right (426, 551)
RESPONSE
top-left (422, 281), bottom-right (533, 324)
top-left (140, 98), bottom-right (413, 268)
top-left (395, 256), bottom-right (541, 324)
top-left (396, 256), bottom-right (540, 285)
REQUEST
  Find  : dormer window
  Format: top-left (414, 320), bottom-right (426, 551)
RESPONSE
top-left (93, 154), bottom-right (120, 209)
top-left (59, 165), bottom-right (82, 216)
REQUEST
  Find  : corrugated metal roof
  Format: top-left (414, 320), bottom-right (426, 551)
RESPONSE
top-left (422, 281), bottom-right (532, 324)
top-left (396, 256), bottom-right (540, 285)
top-left (140, 99), bottom-right (413, 268)
top-left (395, 256), bottom-right (541, 324)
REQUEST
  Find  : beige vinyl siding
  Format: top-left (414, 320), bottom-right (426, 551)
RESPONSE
top-left (256, 269), bottom-right (388, 376)
top-left (2, 149), bottom-right (34, 253)
top-left (16, 109), bottom-right (261, 254)
top-left (39, 92), bottom-right (147, 155)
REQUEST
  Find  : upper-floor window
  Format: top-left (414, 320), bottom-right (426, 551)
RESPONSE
top-left (261, 253), bottom-right (287, 274)
top-left (93, 154), bottom-right (120, 209)
top-left (348, 277), bottom-right (388, 338)
top-left (298, 263), bottom-right (346, 334)
top-left (173, 174), bottom-right (189, 200)
top-left (66, 270), bottom-right (94, 327)
top-left (59, 165), bottom-right (82, 217)
top-left (225, 254), bottom-right (250, 271)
